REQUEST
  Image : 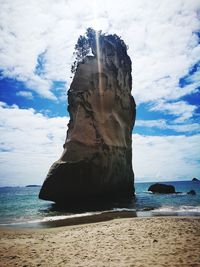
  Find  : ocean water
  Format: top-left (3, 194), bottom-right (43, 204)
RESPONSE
top-left (0, 180), bottom-right (199, 227)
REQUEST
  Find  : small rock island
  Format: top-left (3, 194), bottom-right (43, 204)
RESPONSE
top-left (148, 183), bottom-right (176, 194)
top-left (39, 29), bottom-right (136, 203)
top-left (26, 185), bottom-right (41, 188)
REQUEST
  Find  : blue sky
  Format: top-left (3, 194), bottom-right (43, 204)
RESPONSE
top-left (0, 0), bottom-right (200, 186)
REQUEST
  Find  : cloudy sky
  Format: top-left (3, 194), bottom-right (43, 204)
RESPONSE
top-left (0, 0), bottom-right (200, 186)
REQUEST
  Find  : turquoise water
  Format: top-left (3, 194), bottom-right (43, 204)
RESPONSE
top-left (0, 181), bottom-right (199, 226)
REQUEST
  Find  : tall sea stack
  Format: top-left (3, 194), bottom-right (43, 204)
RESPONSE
top-left (39, 30), bottom-right (136, 203)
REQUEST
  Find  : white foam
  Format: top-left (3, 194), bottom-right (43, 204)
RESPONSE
top-left (152, 205), bottom-right (200, 215)
top-left (1, 209), bottom-right (135, 226)
top-left (0, 211), bottom-right (105, 226)
top-left (113, 208), bottom-right (136, 212)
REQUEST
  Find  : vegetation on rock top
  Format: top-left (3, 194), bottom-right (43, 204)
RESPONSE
top-left (71, 27), bottom-right (128, 74)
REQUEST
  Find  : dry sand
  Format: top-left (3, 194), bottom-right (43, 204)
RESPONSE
top-left (1, 217), bottom-right (200, 267)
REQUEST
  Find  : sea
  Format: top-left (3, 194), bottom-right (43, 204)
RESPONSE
top-left (0, 180), bottom-right (200, 228)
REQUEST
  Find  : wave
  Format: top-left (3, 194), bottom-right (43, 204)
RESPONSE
top-left (0, 209), bottom-right (137, 227)
top-left (142, 191), bottom-right (189, 196)
top-left (0, 211), bottom-right (104, 226)
top-left (113, 208), bottom-right (136, 212)
top-left (152, 205), bottom-right (200, 216)
top-left (1, 205), bottom-right (200, 227)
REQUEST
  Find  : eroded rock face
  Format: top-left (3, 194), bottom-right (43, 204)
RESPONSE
top-left (39, 35), bottom-right (136, 203)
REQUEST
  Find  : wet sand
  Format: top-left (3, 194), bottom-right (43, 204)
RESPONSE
top-left (1, 217), bottom-right (200, 267)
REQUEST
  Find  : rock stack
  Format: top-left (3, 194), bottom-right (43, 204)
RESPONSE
top-left (39, 32), bottom-right (136, 203)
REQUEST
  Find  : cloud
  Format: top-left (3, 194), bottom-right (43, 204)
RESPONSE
top-left (0, 0), bottom-right (199, 106)
top-left (25, 75), bottom-right (56, 100)
top-left (132, 134), bottom-right (200, 182)
top-left (0, 102), bottom-right (69, 186)
top-left (136, 119), bottom-right (200, 133)
top-left (149, 100), bottom-right (198, 122)
top-left (0, 102), bottom-right (199, 185)
top-left (16, 91), bottom-right (33, 99)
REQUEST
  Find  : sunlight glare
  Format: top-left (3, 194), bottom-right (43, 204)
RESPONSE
top-left (92, 0), bottom-right (103, 98)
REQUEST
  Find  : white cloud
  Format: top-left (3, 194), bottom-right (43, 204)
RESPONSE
top-left (0, 102), bottom-right (69, 186)
top-left (25, 75), bottom-right (56, 100)
top-left (132, 134), bottom-right (200, 182)
top-left (16, 91), bottom-right (33, 99)
top-left (0, 0), bottom-right (199, 106)
top-left (136, 119), bottom-right (200, 133)
top-left (0, 103), bottom-right (199, 186)
top-left (136, 119), bottom-right (167, 128)
top-left (150, 100), bottom-right (197, 122)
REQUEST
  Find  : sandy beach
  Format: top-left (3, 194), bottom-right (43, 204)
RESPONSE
top-left (1, 217), bottom-right (200, 267)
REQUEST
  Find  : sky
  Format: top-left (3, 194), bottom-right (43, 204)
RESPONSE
top-left (0, 0), bottom-right (200, 186)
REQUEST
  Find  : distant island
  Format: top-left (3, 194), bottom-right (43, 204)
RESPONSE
top-left (26, 185), bottom-right (41, 187)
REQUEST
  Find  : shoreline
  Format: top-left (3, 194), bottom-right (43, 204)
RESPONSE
top-left (1, 216), bottom-right (200, 266)
top-left (1, 210), bottom-right (137, 229)
top-left (1, 209), bottom-right (200, 229)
